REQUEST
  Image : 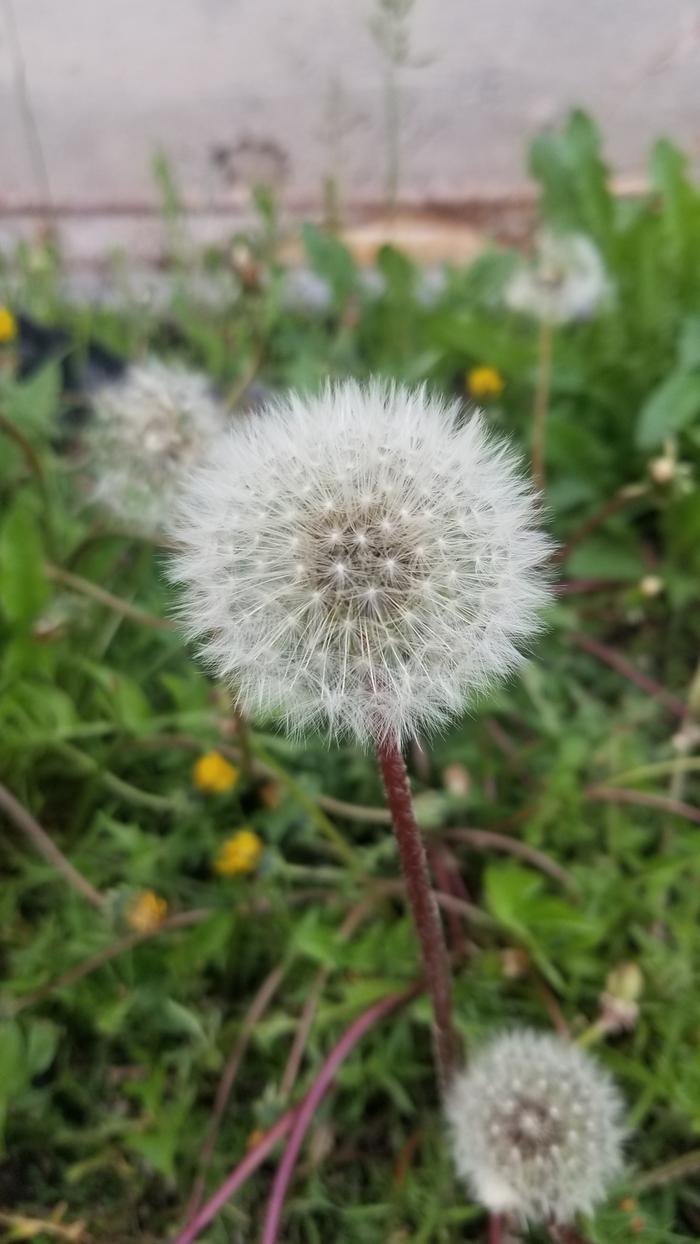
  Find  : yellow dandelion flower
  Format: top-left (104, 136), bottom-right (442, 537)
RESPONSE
top-left (193, 750), bottom-right (239, 794)
top-left (126, 889), bottom-right (168, 933)
top-left (214, 828), bottom-right (264, 877)
top-left (467, 365), bottom-right (504, 400)
top-left (0, 306), bottom-right (18, 344)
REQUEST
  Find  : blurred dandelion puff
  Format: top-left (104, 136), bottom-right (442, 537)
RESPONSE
top-left (505, 231), bottom-right (611, 324)
top-left (86, 358), bottom-right (229, 536)
top-left (446, 1029), bottom-right (625, 1225)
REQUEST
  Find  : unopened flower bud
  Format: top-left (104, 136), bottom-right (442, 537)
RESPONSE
top-left (598, 962), bottom-right (643, 1033)
top-left (649, 456), bottom-right (676, 485)
top-left (639, 575), bottom-right (663, 598)
top-left (442, 763), bottom-right (471, 799)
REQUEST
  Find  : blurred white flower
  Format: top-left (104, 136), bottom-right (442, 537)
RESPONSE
top-left (169, 379), bottom-right (550, 745)
top-left (446, 1029), bottom-right (625, 1224)
top-left (358, 267), bottom-right (387, 300)
top-left (87, 358), bottom-right (228, 535)
top-left (505, 232), bottom-right (610, 324)
top-left (281, 268), bottom-right (334, 315)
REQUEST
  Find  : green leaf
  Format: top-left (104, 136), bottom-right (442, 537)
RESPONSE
top-left (0, 498), bottom-right (48, 626)
top-left (677, 316), bottom-right (700, 370)
top-left (301, 223), bottom-right (356, 300)
top-left (24, 1019), bottom-right (59, 1077)
top-left (5, 363), bottom-right (62, 435)
top-left (0, 1021), bottom-right (26, 1146)
top-left (567, 535), bottom-right (647, 581)
top-left (529, 110), bottom-right (613, 244)
top-left (485, 863), bottom-right (599, 986)
top-left (636, 371), bottom-right (700, 448)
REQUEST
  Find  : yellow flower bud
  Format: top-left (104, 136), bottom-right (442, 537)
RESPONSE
top-left (193, 750), bottom-right (239, 794)
top-left (214, 828), bottom-right (264, 876)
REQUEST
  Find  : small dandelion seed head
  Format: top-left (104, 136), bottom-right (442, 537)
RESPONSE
top-left (446, 1030), bottom-right (625, 1225)
top-left (169, 379), bottom-right (551, 745)
top-left (87, 358), bottom-right (228, 535)
top-left (505, 231), bottom-right (611, 325)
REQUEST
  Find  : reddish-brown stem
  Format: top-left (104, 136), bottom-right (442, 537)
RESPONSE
top-left (572, 632), bottom-right (686, 719)
top-left (532, 317), bottom-right (553, 493)
top-left (259, 986), bottom-right (418, 1244)
top-left (429, 846), bottom-right (467, 958)
top-left (172, 1109), bottom-right (294, 1244)
top-left (376, 734), bottom-right (458, 1093)
top-left (0, 780), bottom-right (106, 912)
top-left (554, 484), bottom-right (648, 564)
top-left (548, 1223), bottom-right (593, 1244)
top-left (9, 910), bottom-right (209, 1013)
top-left (488, 1213), bottom-right (505, 1244)
top-left (182, 964), bottom-right (286, 1226)
top-left (444, 827), bottom-right (577, 894)
top-left (172, 985), bottom-right (419, 1244)
top-left (585, 784), bottom-right (700, 825)
top-left (279, 899), bottom-right (373, 1102)
top-left (531, 974), bottom-right (571, 1038)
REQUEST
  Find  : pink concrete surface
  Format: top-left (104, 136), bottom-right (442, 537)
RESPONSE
top-left (1, 0), bottom-right (700, 261)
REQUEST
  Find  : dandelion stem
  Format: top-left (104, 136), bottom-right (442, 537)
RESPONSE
top-left (182, 964), bottom-right (286, 1227)
top-left (376, 734), bottom-right (459, 1092)
top-left (585, 784), bottom-right (700, 826)
top-left (9, 910), bottom-right (209, 1013)
top-left (488, 1213), bottom-right (505, 1244)
top-left (45, 563), bottom-right (176, 633)
top-left (259, 986), bottom-right (417, 1244)
top-left (548, 1223), bottom-right (593, 1244)
top-left (571, 632), bottom-right (686, 719)
top-left (532, 317), bottom-right (553, 492)
top-left (0, 780), bottom-right (106, 913)
top-left (634, 1147), bottom-right (700, 1191)
top-left (174, 986), bottom-right (417, 1244)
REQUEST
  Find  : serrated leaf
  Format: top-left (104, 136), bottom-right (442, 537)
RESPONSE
top-left (636, 371), bottom-right (700, 448)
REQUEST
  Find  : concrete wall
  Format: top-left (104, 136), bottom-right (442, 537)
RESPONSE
top-left (2, 0), bottom-right (700, 262)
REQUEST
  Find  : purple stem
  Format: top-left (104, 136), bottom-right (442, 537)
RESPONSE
top-left (172, 987), bottom-right (416, 1244)
top-left (172, 1110), bottom-right (294, 1244)
top-left (259, 986), bottom-right (416, 1244)
top-left (488, 1213), bottom-right (505, 1244)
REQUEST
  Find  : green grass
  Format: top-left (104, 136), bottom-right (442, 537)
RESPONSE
top-left (1, 112), bottom-right (700, 1242)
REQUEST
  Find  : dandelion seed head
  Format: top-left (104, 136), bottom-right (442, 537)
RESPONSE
top-left (87, 358), bottom-right (228, 535)
top-left (446, 1030), bottom-right (625, 1224)
top-left (170, 379), bottom-right (551, 744)
top-left (505, 231), bottom-right (611, 324)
